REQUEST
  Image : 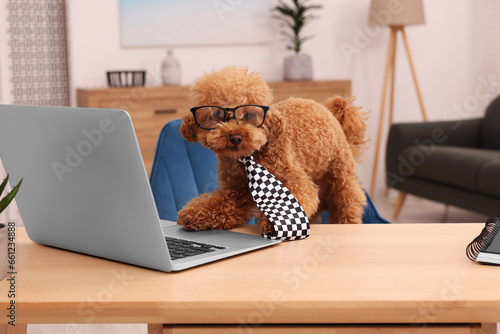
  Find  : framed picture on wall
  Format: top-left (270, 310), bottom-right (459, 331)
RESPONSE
top-left (119, 0), bottom-right (273, 47)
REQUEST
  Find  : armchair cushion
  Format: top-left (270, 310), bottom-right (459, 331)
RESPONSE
top-left (386, 118), bottom-right (482, 179)
top-left (399, 146), bottom-right (500, 194)
top-left (478, 159), bottom-right (500, 197)
top-left (481, 95), bottom-right (500, 150)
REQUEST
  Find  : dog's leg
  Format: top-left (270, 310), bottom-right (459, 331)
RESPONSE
top-left (325, 157), bottom-right (366, 224)
top-left (254, 211), bottom-right (274, 235)
top-left (284, 174), bottom-right (320, 220)
top-left (177, 189), bottom-right (255, 231)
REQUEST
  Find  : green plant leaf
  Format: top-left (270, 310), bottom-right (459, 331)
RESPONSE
top-left (299, 35), bottom-right (315, 44)
top-left (303, 5), bottom-right (323, 11)
top-left (303, 14), bottom-right (320, 24)
top-left (0, 174), bottom-right (8, 197)
top-left (272, 0), bottom-right (322, 53)
top-left (274, 6), bottom-right (294, 18)
top-left (0, 178), bottom-right (22, 214)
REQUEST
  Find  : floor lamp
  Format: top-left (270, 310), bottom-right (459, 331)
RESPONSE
top-left (368, 0), bottom-right (428, 202)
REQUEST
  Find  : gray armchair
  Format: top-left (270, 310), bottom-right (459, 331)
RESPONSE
top-left (386, 96), bottom-right (500, 218)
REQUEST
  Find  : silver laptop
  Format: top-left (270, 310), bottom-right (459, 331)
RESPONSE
top-left (0, 104), bottom-right (281, 272)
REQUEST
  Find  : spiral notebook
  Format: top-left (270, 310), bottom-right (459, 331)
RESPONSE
top-left (467, 217), bottom-right (500, 264)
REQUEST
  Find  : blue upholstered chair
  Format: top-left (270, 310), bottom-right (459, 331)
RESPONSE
top-left (150, 119), bottom-right (389, 224)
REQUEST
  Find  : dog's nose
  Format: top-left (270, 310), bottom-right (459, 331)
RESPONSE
top-left (229, 134), bottom-right (243, 146)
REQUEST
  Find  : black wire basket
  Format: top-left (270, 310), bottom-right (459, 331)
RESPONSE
top-left (106, 70), bottom-right (146, 88)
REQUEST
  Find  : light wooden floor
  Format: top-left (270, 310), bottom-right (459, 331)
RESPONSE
top-left (374, 190), bottom-right (491, 224)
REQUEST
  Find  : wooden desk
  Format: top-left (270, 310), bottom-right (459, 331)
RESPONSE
top-left (1, 224), bottom-right (498, 334)
top-left (76, 81), bottom-right (351, 175)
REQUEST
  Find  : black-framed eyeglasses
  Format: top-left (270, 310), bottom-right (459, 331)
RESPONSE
top-left (190, 105), bottom-right (269, 130)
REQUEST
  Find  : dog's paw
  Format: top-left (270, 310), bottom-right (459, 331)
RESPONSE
top-left (257, 217), bottom-right (275, 235)
top-left (177, 209), bottom-right (212, 231)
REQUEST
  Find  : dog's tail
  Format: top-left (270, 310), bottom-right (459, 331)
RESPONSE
top-left (324, 96), bottom-right (369, 161)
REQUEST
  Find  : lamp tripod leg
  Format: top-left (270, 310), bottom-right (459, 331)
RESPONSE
top-left (370, 28), bottom-right (397, 198)
top-left (401, 27), bottom-right (428, 122)
top-left (388, 28), bottom-right (399, 127)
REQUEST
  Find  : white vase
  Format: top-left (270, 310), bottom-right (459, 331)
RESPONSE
top-left (284, 54), bottom-right (313, 81)
top-left (161, 49), bottom-right (181, 86)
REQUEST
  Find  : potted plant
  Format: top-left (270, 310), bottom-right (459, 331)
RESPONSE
top-left (273, 0), bottom-right (322, 81)
top-left (0, 174), bottom-right (22, 215)
top-left (0, 174), bottom-right (22, 280)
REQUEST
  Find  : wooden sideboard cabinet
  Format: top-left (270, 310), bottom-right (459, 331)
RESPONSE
top-left (76, 80), bottom-right (351, 174)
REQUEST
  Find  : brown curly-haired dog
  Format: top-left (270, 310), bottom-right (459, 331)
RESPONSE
top-left (178, 66), bottom-right (368, 234)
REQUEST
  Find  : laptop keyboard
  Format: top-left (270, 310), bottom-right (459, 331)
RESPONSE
top-left (165, 237), bottom-right (226, 261)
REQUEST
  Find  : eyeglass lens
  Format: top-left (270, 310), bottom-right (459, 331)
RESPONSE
top-left (195, 107), bottom-right (225, 129)
top-left (195, 106), bottom-right (265, 129)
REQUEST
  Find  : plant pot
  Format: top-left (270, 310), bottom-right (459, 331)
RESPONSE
top-left (283, 54), bottom-right (313, 81)
top-left (0, 223), bottom-right (8, 280)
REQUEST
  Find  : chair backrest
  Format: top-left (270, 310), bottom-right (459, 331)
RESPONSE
top-left (481, 95), bottom-right (500, 150)
top-left (150, 119), bottom-right (218, 221)
top-left (150, 119), bottom-right (389, 224)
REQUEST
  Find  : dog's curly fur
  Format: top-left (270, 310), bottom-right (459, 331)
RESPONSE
top-left (178, 66), bottom-right (368, 234)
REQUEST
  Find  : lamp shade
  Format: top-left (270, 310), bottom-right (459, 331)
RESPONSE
top-left (369, 0), bottom-right (425, 26)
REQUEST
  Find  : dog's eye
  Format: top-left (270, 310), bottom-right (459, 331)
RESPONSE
top-left (242, 113), bottom-right (255, 120)
top-left (212, 109), bottom-right (224, 121)
top-left (236, 106), bottom-right (265, 127)
top-left (194, 107), bottom-right (226, 129)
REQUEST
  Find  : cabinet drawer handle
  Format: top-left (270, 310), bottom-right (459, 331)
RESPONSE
top-left (155, 109), bottom-right (176, 114)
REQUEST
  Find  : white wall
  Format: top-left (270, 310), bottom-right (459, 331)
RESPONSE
top-left (64, 0), bottom-right (497, 195)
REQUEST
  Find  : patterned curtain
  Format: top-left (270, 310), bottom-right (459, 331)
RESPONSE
top-left (6, 0), bottom-right (70, 106)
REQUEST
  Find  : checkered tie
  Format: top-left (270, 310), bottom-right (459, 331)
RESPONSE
top-left (239, 155), bottom-right (310, 241)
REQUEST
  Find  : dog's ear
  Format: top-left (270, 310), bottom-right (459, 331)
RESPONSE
top-left (180, 114), bottom-right (199, 143)
top-left (266, 108), bottom-right (285, 141)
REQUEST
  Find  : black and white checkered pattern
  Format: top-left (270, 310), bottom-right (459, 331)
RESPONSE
top-left (239, 155), bottom-right (310, 241)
